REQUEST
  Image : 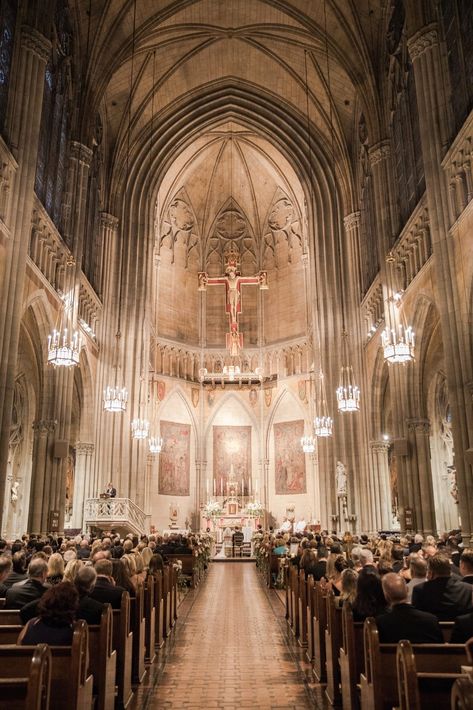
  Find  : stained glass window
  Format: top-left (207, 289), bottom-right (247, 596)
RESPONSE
top-left (0, 0), bottom-right (18, 133)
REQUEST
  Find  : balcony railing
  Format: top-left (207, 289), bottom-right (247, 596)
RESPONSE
top-left (84, 497), bottom-right (148, 536)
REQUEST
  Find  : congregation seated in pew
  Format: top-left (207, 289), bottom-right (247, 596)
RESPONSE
top-left (18, 582), bottom-right (78, 646)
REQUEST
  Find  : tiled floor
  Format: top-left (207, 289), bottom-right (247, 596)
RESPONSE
top-left (132, 563), bottom-right (326, 709)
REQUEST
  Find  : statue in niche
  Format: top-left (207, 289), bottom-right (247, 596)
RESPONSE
top-left (336, 461), bottom-right (347, 497)
top-left (446, 464), bottom-right (459, 504)
top-left (10, 480), bottom-right (19, 504)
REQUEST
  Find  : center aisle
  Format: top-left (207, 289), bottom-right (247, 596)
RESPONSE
top-left (133, 562), bottom-right (320, 709)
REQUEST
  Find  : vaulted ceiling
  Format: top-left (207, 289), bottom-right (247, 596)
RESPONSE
top-left (71, 0), bottom-right (388, 189)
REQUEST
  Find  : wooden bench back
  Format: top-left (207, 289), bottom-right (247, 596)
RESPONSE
top-left (396, 639), bottom-right (467, 710)
top-left (88, 604), bottom-right (116, 710)
top-left (144, 574), bottom-right (156, 663)
top-left (298, 569), bottom-right (307, 646)
top-left (130, 582), bottom-right (146, 684)
top-left (450, 676), bottom-right (473, 710)
top-left (312, 582), bottom-right (328, 683)
top-left (0, 609), bottom-right (22, 625)
top-left (112, 591), bottom-right (133, 709)
top-left (340, 603), bottom-right (364, 710)
top-left (0, 643), bottom-right (51, 710)
top-left (325, 590), bottom-right (343, 705)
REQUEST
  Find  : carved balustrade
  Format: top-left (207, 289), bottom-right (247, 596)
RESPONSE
top-left (361, 277), bottom-right (384, 340)
top-left (391, 198), bottom-right (432, 290)
top-left (84, 497), bottom-right (148, 536)
top-left (441, 107), bottom-right (473, 224)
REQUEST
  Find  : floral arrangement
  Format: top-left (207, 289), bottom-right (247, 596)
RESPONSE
top-left (202, 500), bottom-right (223, 518)
top-left (245, 501), bottom-right (264, 518)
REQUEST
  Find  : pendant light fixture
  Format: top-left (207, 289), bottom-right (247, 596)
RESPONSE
top-left (381, 253), bottom-right (415, 364)
top-left (300, 435), bottom-right (316, 454)
top-left (47, 257), bottom-right (81, 367)
top-left (304, 43), bottom-right (333, 439)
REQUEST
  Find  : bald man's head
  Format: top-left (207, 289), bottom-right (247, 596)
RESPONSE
top-left (382, 573), bottom-right (408, 606)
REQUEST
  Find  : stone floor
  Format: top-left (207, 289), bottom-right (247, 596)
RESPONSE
top-left (131, 563), bottom-right (327, 709)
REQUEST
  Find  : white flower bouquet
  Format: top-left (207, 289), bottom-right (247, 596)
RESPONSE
top-left (245, 501), bottom-right (264, 518)
top-left (203, 500), bottom-right (223, 518)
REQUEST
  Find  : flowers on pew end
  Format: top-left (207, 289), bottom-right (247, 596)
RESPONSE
top-left (203, 500), bottom-right (223, 518)
top-left (245, 501), bottom-right (264, 518)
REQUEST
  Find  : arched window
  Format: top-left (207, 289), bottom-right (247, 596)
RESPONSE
top-left (34, 0), bottom-right (72, 232)
top-left (387, 1), bottom-right (425, 229)
top-left (439, 0), bottom-right (473, 134)
top-left (0, 0), bottom-right (18, 134)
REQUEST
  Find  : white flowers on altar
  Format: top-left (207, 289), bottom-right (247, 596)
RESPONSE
top-left (203, 500), bottom-right (223, 518)
top-left (245, 501), bottom-right (264, 518)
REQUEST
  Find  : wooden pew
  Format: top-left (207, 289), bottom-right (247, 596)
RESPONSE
top-left (152, 571), bottom-right (164, 649)
top-left (162, 567), bottom-right (171, 638)
top-left (360, 617), bottom-right (467, 710)
top-left (290, 565), bottom-right (299, 637)
top-left (88, 604), bottom-right (117, 710)
top-left (268, 553), bottom-right (280, 588)
top-left (164, 554), bottom-right (198, 589)
top-left (130, 583), bottom-right (146, 685)
top-left (451, 676), bottom-right (473, 710)
top-left (0, 624), bottom-right (23, 643)
top-left (306, 575), bottom-right (315, 662)
top-left (339, 603), bottom-right (364, 710)
top-left (0, 609), bottom-right (22, 624)
top-left (49, 620), bottom-right (94, 710)
top-left (325, 590), bottom-right (342, 706)
top-left (298, 569), bottom-right (307, 648)
top-left (396, 639), bottom-right (466, 709)
top-left (0, 643), bottom-right (51, 710)
top-left (112, 592), bottom-right (133, 709)
top-left (312, 582), bottom-right (328, 683)
top-left (284, 565), bottom-right (290, 621)
top-left (144, 574), bottom-right (156, 664)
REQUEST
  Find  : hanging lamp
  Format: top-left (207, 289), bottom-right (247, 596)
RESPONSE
top-left (300, 435), bottom-right (316, 453)
top-left (314, 370), bottom-right (333, 437)
top-left (47, 258), bottom-right (81, 367)
top-left (381, 253), bottom-right (415, 364)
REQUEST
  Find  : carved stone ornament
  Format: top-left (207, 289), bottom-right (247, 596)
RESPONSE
top-left (216, 209), bottom-right (246, 240)
top-left (21, 26), bottom-right (51, 62)
top-left (70, 141), bottom-right (93, 167)
top-left (100, 212), bottom-right (119, 231)
top-left (264, 191), bottom-right (302, 265)
top-left (407, 418), bottom-right (430, 435)
top-left (368, 141), bottom-right (391, 167)
top-left (343, 211), bottom-right (361, 232)
top-left (407, 26), bottom-right (439, 62)
top-left (159, 191), bottom-right (199, 266)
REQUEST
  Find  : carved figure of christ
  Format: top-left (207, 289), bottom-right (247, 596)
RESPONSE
top-left (198, 264), bottom-right (268, 332)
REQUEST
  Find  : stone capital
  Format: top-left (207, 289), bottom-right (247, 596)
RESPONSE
top-left (21, 26), bottom-right (51, 62)
top-left (406, 417), bottom-right (430, 434)
top-left (32, 419), bottom-right (56, 435)
top-left (368, 141), bottom-right (391, 167)
top-left (70, 141), bottom-right (93, 167)
top-left (75, 441), bottom-right (94, 455)
top-left (100, 212), bottom-right (119, 231)
top-left (407, 25), bottom-right (439, 62)
top-left (370, 440), bottom-right (390, 453)
top-left (344, 211), bottom-right (361, 231)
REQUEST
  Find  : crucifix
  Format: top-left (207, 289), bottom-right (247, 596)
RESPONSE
top-left (198, 249), bottom-right (268, 355)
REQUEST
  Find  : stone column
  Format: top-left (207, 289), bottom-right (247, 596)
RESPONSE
top-left (406, 418), bottom-right (436, 535)
top-left (49, 141), bottom-right (92, 533)
top-left (28, 420), bottom-right (56, 534)
top-left (407, 21), bottom-right (473, 541)
top-left (370, 441), bottom-right (392, 531)
top-left (71, 442), bottom-right (94, 530)
top-left (0, 23), bottom-right (51, 531)
top-left (92, 213), bottom-right (121, 497)
top-left (368, 142), bottom-right (411, 532)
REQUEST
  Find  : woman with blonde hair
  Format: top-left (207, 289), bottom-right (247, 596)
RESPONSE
top-left (122, 554), bottom-right (139, 591)
top-left (46, 553), bottom-right (65, 585)
top-left (63, 558), bottom-right (84, 583)
top-left (134, 552), bottom-right (146, 583)
top-left (338, 568), bottom-right (358, 607)
top-left (141, 546), bottom-right (153, 569)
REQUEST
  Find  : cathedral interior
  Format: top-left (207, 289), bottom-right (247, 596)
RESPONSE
top-left (1, 0), bottom-right (472, 541)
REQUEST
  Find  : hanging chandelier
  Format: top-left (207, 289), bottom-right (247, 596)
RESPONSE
top-left (382, 323), bottom-right (415, 364)
top-left (131, 418), bottom-right (150, 439)
top-left (47, 326), bottom-right (80, 367)
top-left (382, 254), bottom-right (415, 364)
top-left (314, 371), bottom-right (333, 437)
top-left (149, 436), bottom-right (163, 454)
top-left (336, 364), bottom-right (360, 412)
top-left (300, 436), bottom-right (316, 453)
top-left (103, 385), bottom-right (128, 412)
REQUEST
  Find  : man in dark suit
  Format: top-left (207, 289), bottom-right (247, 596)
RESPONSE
top-left (74, 566), bottom-right (106, 624)
top-left (106, 482), bottom-right (117, 498)
top-left (311, 546), bottom-right (328, 581)
top-left (459, 549), bottom-right (473, 585)
top-left (5, 558), bottom-right (48, 609)
top-left (412, 552), bottom-right (473, 621)
top-left (450, 610), bottom-right (473, 643)
top-left (89, 559), bottom-right (126, 608)
top-left (2, 551), bottom-right (28, 589)
top-left (376, 573), bottom-right (443, 643)
top-left (0, 555), bottom-right (12, 597)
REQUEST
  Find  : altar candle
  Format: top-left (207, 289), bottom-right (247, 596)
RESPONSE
top-left (255, 479), bottom-right (258, 494)
top-left (206, 479), bottom-right (209, 495)
top-left (241, 480), bottom-right (244, 496)
top-left (221, 478), bottom-right (223, 495)
top-left (213, 479), bottom-right (215, 496)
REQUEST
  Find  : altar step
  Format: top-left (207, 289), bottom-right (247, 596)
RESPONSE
top-left (213, 556), bottom-right (255, 563)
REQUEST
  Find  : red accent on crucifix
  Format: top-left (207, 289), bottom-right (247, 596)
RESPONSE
top-left (198, 258), bottom-right (268, 353)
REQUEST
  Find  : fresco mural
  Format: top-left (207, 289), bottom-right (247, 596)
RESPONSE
top-left (213, 425), bottom-right (251, 497)
top-left (274, 420), bottom-right (306, 494)
top-left (159, 420), bottom-right (190, 496)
